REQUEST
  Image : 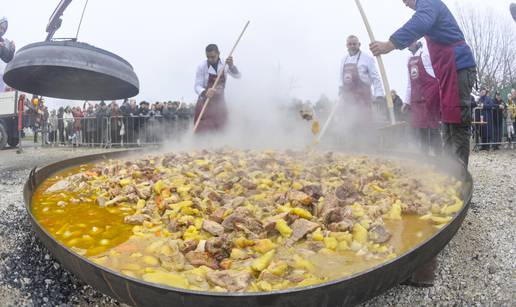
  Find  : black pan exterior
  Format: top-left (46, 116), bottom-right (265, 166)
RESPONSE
top-left (24, 151), bottom-right (473, 307)
top-left (3, 41), bottom-right (139, 100)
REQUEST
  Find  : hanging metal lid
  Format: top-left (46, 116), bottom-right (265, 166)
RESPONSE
top-left (2, 0), bottom-right (139, 100)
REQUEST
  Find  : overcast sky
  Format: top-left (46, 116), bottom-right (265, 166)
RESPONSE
top-left (2, 0), bottom-right (514, 109)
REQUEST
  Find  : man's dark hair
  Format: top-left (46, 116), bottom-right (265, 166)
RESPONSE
top-left (206, 44), bottom-right (219, 53)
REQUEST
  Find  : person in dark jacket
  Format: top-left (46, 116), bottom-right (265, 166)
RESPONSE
top-left (57, 107), bottom-right (65, 144)
top-left (370, 0), bottom-right (477, 168)
top-left (391, 90), bottom-right (404, 122)
top-left (369, 0), bottom-right (477, 288)
top-left (479, 89), bottom-right (496, 149)
top-left (492, 92), bottom-right (504, 149)
top-left (95, 101), bottom-right (109, 145)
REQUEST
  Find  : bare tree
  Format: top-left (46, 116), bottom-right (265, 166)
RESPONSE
top-left (456, 4), bottom-right (516, 92)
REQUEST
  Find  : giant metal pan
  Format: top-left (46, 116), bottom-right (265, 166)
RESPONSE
top-left (23, 150), bottom-right (473, 307)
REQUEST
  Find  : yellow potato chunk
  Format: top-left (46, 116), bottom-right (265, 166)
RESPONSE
top-left (352, 224), bottom-right (368, 244)
top-left (142, 272), bottom-right (189, 288)
top-left (252, 239), bottom-right (277, 254)
top-left (323, 237), bottom-right (338, 250)
top-left (275, 219), bottom-right (292, 237)
top-left (252, 249), bottom-right (275, 272)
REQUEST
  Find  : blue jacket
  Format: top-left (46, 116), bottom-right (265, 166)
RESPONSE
top-left (390, 0), bottom-right (476, 70)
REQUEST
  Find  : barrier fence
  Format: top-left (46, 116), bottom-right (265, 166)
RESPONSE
top-left (472, 106), bottom-right (515, 150)
top-left (42, 115), bottom-right (193, 148)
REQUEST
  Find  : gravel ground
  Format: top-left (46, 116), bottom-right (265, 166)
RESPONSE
top-left (0, 144), bottom-right (514, 307)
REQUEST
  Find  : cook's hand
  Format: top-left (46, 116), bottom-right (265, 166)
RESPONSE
top-left (206, 88), bottom-right (217, 98)
top-left (369, 41), bottom-right (395, 56)
top-left (401, 104), bottom-right (410, 114)
top-left (226, 56), bottom-right (234, 68)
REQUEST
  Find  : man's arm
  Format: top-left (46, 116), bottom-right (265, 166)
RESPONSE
top-left (226, 57), bottom-right (241, 79)
top-left (194, 64), bottom-right (206, 95)
top-left (390, 0), bottom-right (439, 50)
top-left (370, 0), bottom-right (439, 55)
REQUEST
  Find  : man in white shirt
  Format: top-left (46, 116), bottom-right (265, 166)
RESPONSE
top-left (339, 35), bottom-right (384, 121)
top-left (402, 40), bottom-right (442, 156)
top-left (194, 44), bottom-right (241, 133)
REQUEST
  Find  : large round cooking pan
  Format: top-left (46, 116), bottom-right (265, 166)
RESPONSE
top-left (3, 40), bottom-right (139, 100)
top-left (23, 150), bottom-right (473, 307)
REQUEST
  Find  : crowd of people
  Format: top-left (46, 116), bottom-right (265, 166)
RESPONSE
top-left (26, 99), bottom-right (196, 146)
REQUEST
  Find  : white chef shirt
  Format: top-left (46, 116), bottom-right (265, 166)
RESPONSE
top-left (194, 58), bottom-right (241, 95)
top-left (339, 50), bottom-right (384, 97)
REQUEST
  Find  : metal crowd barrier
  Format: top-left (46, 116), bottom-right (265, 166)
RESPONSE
top-left (43, 115), bottom-right (193, 148)
top-left (471, 106), bottom-right (513, 151)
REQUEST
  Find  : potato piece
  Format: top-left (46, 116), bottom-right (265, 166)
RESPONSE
top-left (329, 231), bottom-right (352, 243)
top-left (230, 248), bottom-right (248, 260)
top-left (441, 198), bottom-right (463, 215)
top-left (252, 239), bottom-right (277, 254)
top-left (119, 178), bottom-right (132, 187)
top-left (429, 215), bottom-right (452, 225)
top-left (384, 200), bottom-right (402, 220)
top-left (268, 261), bottom-right (288, 276)
top-left (290, 207), bottom-right (312, 219)
top-left (143, 255), bottom-right (159, 266)
top-left (252, 249), bottom-right (275, 272)
top-left (142, 272), bottom-right (189, 288)
top-left (323, 237), bottom-right (338, 251)
top-left (311, 228), bottom-right (324, 241)
top-left (257, 280), bottom-right (272, 291)
top-left (153, 180), bottom-right (165, 194)
top-left (336, 240), bottom-right (349, 252)
top-left (352, 224), bottom-right (368, 244)
top-left (275, 219), bottom-right (293, 237)
top-left (235, 237), bottom-right (255, 248)
top-left (292, 254), bottom-right (315, 272)
top-left (351, 203), bottom-right (365, 218)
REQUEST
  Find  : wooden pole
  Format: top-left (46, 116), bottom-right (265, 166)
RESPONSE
top-left (193, 21), bottom-right (250, 133)
top-left (354, 0), bottom-right (396, 125)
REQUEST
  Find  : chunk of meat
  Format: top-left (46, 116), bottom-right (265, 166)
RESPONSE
top-left (181, 240), bottom-right (199, 253)
top-left (335, 180), bottom-right (357, 201)
top-left (206, 270), bottom-right (252, 292)
top-left (121, 184), bottom-right (135, 195)
top-left (210, 207), bottom-right (226, 224)
top-left (289, 191), bottom-right (312, 205)
top-left (222, 207), bottom-right (263, 234)
top-left (185, 251), bottom-right (219, 270)
top-left (229, 196), bottom-right (246, 208)
top-left (124, 214), bottom-right (150, 225)
top-left (301, 185), bottom-right (323, 200)
top-left (202, 220), bottom-right (225, 236)
top-left (259, 270), bottom-right (282, 284)
top-left (240, 179), bottom-right (257, 190)
top-left (205, 235), bottom-right (233, 261)
top-left (286, 219), bottom-right (319, 246)
top-left (328, 219), bottom-right (354, 232)
top-left (135, 185), bottom-right (152, 200)
top-left (368, 225), bottom-right (391, 243)
top-left (105, 195), bottom-right (127, 206)
top-left (202, 188), bottom-right (222, 202)
top-left (307, 241), bottom-right (325, 252)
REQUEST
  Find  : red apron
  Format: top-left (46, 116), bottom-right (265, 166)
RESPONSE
top-left (341, 52), bottom-right (372, 122)
top-left (425, 37), bottom-right (463, 124)
top-left (194, 72), bottom-right (228, 133)
top-left (408, 54), bottom-right (441, 129)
